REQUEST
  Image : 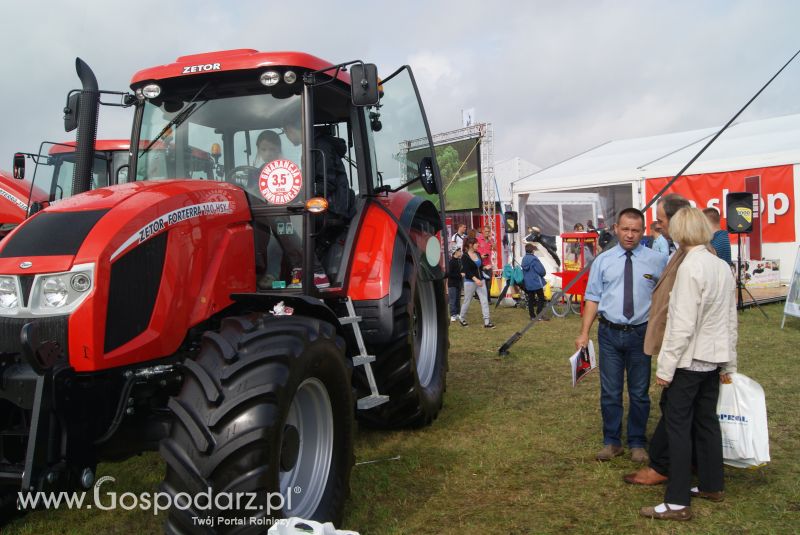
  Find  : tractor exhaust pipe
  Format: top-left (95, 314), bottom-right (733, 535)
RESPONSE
top-left (71, 58), bottom-right (100, 196)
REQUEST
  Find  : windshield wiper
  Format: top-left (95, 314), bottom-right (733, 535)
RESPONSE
top-left (139, 83), bottom-right (209, 157)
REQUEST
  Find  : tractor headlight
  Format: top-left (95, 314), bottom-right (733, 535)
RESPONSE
top-left (259, 71), bottom-right (280, 87)
top-left (0, 277), bottom-right (19, 310)
top-left (41, 277), bottom-right (69, 308)
top-left (31, 263), bottom-right (94, 314)
top-left (142, 84), bottom-right (161, 99)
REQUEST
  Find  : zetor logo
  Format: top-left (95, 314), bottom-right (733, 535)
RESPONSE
top-left (182, 63), bottom-right (221, 74)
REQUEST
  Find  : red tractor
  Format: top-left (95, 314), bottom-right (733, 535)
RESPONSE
top-left (9, 139), bottom-right (136, 220)
top-left (0, 170), bottom-right (28, 239)
top-left (0, 50), bottom-right (448, 530)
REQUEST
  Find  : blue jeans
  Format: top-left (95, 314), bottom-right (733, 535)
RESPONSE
top-left (597, 323), bottom-right (651, 448)
top-left (448, 285), bottom-right (461, 316)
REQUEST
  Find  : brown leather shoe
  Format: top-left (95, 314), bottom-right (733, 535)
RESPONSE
top-left (690, 488), bottom-right (725, 502)
top-left (639, 504), bottom-right (692, 521)
top-left (623, 466), bottom-right (668, 485)
top-left (596, 444), bottom-right (624, 461)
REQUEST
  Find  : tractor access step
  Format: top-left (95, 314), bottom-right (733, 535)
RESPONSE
top-left (340, 298), bottom-right (389, 410)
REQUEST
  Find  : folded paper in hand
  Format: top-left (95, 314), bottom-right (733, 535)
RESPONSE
top-left (569, 341), bottom-right (596, 387)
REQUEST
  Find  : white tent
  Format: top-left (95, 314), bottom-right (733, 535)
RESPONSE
top-left (493, 157), bottom-right (540, 206)
top-left (512, 113), bottom-right (800, 282)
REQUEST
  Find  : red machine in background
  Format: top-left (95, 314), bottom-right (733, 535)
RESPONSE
top-left (551, 231), bottom-right (598, 316)
top-left (0, 170), bottom-right (28, 239)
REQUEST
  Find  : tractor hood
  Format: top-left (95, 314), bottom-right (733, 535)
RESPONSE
top-left (0, 180), bottom-right (250, 274)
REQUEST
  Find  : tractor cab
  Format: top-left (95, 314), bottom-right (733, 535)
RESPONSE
top-left (13, 140), bottom-right (131, 216)
top-left (127, 50), bottom-right (441, 293)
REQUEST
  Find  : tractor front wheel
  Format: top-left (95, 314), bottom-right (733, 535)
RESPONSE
top-left (160, 315), bottom-right (353, 533)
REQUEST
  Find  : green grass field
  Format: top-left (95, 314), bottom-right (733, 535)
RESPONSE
top-left (4, 303), bottom-right (800, 534)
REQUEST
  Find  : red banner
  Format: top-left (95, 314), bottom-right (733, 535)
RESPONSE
top-left (644, 165), bottom-right (795, 243)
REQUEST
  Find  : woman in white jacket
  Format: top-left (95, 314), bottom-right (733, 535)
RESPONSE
top-left (640, 207), bottom-right (737, 521)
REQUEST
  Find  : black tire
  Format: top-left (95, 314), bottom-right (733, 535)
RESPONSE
top-left (160, 315), bottom-right (354, 534)
top-left (355, 254), bottom-right (448, 429)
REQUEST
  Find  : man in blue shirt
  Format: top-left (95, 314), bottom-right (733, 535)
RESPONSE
top-left (575, 208), bottom-right (668, 463)
top-left (703, 207), bottom-right (732, 264)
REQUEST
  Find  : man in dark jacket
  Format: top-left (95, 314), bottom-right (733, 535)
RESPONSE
top-left (284, 122), bottom-right (355, 220)
top-left (521, 243), bottom-right (547, 320)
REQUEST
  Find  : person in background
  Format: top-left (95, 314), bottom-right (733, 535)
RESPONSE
top-left (575, 208), bottom-right (668, 463)
top-left (650, 221), bottom-right (669, 255)
top-left (703, 207), bottom-right (732, 265)
top-left (477, 225), bottom-right (494, 263)
top-left (521, 243), bottom-right (547, 321)
top-left (451, 223), bottom-right (467, 253)
top-left (476, 225), bottom-right (495, 294)
top-left (458, 237), bottom-right (495, 328)
top-left (448, 245), bottom-right (464, 322)
top-left (638, 207), bottom-right (737, 521)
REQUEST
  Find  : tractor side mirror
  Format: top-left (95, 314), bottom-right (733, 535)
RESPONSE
top-left (350, 63), bottom-right (380, 106)
top-left (418, 156), bottom-right (438, 195)
top-left (64, 92), bottom-right (81, 132)
top-left (12, 153), bottom-right (25, 179)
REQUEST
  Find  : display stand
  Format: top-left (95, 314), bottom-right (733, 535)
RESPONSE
top-left (735, 233), bottom-right (768, 319)
top-left (781, 245), bottom-right (800, 328)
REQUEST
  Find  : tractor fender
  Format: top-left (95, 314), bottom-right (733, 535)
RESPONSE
top-left (348, 192), bottom-right (444, 347)
top-left (348, 192), bottom-right (443, 304)
top-left (229, 293), bottom-right (346, 339)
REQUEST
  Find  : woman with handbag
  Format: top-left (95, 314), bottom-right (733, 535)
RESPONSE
top-left (458, 237), bottom-right (495, 328)
top-left (639, 207), bottom-right (737, 521)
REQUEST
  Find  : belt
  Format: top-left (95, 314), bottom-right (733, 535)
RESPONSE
top-left (598, 316), bottom-right (647, 332)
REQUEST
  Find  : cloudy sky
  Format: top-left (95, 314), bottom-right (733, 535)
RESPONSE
top-left (1, 0), bottom-right (798, 172)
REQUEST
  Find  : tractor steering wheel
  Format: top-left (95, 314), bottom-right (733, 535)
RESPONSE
top-left (229, 165), bottom-right (261, 190)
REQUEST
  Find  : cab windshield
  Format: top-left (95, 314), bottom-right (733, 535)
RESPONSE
top-left (136, 92), bottom-right (304, 206)
top-left (28, 143), bottom-right (111, 213)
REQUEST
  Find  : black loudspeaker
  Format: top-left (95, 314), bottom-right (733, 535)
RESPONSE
top-left (726, 192), bottom-right (754, 233)
top-left (504, 211), bottom-right (518, 233)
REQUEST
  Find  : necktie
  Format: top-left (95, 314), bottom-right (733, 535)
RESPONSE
top-left (623, 250), bottom-right (634, 320)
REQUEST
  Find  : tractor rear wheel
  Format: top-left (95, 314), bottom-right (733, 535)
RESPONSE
top-left (160, 315), bottom-right (353, 533)
top-left (356, 254), bottom-right (448, 428)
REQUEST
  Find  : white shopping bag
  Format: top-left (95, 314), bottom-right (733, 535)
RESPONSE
top-left (268, 517), bottom-right (360, 535)
top-left (716, 373), bottom-right (770, 468)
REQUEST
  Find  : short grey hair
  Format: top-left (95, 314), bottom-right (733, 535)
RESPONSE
top-left (658, 193), bottom-right (691, 219)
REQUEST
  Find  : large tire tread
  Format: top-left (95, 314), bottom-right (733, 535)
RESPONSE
top-left (354, 254), bottom-right (448, 429)
top-left (161, 314), bottom-right (353, 534)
